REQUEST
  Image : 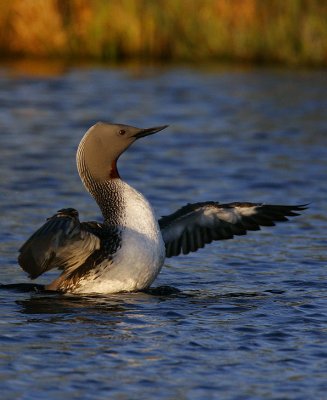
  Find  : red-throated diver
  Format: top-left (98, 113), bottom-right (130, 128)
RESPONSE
top-left (18, 123), bottom-right (306, 294)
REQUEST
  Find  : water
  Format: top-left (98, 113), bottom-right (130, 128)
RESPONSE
top-left (0, 62), bottom-right (326, 399)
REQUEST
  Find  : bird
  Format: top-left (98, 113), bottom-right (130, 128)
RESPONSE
top-left (18, 123), bottom-right (306, 294)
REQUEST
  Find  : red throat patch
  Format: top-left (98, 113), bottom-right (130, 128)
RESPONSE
top-left (109, 160), bottom-right (120, 179)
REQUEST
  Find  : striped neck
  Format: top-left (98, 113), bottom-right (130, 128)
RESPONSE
top-left (76, 133), bottom-right (125, 223)
top-left (85, 179), bottom-right (125, 224)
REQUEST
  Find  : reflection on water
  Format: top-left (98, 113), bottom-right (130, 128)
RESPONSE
top-left (0, 62), bottom-right (326, 399)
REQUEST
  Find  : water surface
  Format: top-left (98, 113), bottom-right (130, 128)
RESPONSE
top-left (0, 63), bottom-right (326, 399)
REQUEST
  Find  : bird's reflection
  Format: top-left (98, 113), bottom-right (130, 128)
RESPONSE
top-left (7, 284), bottom-right (181, 323)
top-left (1, 282), bottom-right (275, 324)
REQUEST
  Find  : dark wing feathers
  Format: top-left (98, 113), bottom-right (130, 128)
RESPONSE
top-left (159, 202), bottom-right (307, 258)
top-left (19, 201), bottom-right (306, 277)
top-left (18, 208), bottom-right (101, 279)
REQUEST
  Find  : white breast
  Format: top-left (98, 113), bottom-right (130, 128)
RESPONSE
top-left (73, 182), bottom-right (165, 294)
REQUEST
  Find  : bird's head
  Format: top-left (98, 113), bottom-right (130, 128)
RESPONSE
top-left (77, 122), bottom-right (168, 181)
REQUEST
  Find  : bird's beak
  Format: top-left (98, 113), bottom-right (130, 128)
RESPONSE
top-left (133, 125), bottom-right (168, 139)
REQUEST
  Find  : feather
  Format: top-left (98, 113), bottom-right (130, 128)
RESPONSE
top-left (18, 208), bottom-right (120, 280)
top-left (159, 202), bottom-right (307, 258)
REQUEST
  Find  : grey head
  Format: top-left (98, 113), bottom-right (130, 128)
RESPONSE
top-left (77, 122), bottom-right (168, 182)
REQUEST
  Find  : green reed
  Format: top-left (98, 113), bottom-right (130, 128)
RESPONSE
top-left (0, 0), bottom-right (326, 66)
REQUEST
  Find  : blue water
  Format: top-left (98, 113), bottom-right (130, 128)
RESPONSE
top-left (0, 62), bottom-right (326, 399)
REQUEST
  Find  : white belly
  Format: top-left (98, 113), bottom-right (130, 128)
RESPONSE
top-left (72, 184), bottom-right (165, 294)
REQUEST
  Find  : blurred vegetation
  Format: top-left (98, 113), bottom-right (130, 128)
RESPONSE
top-left (0, 0), bottom-right (326, 66)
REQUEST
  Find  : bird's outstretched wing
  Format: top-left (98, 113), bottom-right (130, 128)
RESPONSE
top-left (159, 202), bottom-right (307, 258)
top-left (18, 208), bottom-right (102, 279)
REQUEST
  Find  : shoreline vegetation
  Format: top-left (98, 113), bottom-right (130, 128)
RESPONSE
top-left (0, 0), bottom-right (326, 67)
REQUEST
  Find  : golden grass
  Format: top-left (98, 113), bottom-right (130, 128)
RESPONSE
top-left (0, 0), bottom-right (326, 66)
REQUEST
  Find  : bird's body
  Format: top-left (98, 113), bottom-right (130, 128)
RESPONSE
top-left (44, 182), bottom-right (165, 294)
top-left (75, 182), bottom-right (164, 294)
top-left (18, 122), bottom-right (306, 294)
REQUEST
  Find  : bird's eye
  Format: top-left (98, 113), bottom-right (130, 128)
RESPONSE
top-left (118, 129), bottom-right (126, 136)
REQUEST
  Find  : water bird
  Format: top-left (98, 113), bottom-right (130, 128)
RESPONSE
top-left (18, 123), bottom-right (306, 294)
